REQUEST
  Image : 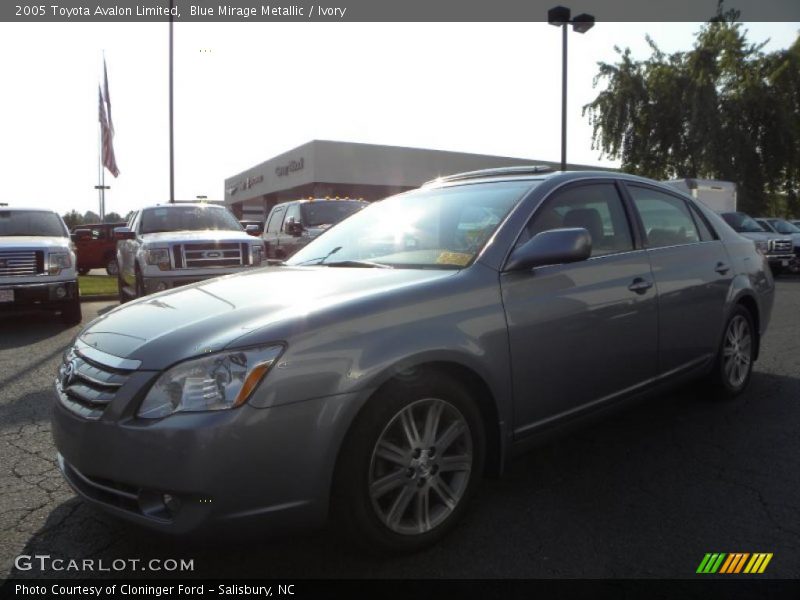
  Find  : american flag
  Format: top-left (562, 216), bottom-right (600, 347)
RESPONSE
top-left (103, 58), bottom-right (114, 136)
top-left (98, 84), bottom-right (119, 177)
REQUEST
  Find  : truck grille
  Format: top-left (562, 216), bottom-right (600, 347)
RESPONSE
top-left (177, 242), bottom-right (247, 268)
top-left (56, 347), bottom-right (134, 420)
top-left (0, 250), bottom-right (43, 276)
top-left (772, 239), bottom-right (793, 254)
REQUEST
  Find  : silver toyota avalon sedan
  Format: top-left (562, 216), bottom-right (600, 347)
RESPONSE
top-left (52, 167), bottom-right (774, 552)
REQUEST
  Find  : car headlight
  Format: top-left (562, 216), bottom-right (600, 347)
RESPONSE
top-left (251, 244), bottom-right (263, 266)
top-left (753, 240), bottom-right (769, 255)
top-left (48, 252), bottom-right (72, 275)
top-left (137, 345), bottom-right (284, 419)
top-left (144, 247), bottom-right (171, 270)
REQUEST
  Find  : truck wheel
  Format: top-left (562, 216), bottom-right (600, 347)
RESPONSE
top-left (78, 267), bottom-right (90, 276)
top-left (331, 372), bottom-right (485, 554)
top-left (135, 268), bottom-right (145, 298)
top-left (117, 271), bottom-right (129, 304)
top-left (106, 258), bottom-right (119, 276)
top-left (60, 295), bottom-right (82, 325)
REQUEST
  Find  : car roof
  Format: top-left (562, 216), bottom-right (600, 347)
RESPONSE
top-left (76, 222), bottom-right (127, 228)
top-left (140, 203), bottom-right (227, 210)
top-left (0, 206), bottom-right (60, 213)
top-left (273, 198), bottom-right (368, 208)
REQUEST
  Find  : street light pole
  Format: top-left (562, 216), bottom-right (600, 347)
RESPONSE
top-left (561, 22), bottom-right (568, 172)
top-left (548, 6), bottom-right (595, 172)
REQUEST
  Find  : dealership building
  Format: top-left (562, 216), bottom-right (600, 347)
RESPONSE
top-left (224, 140), bottom-right (608, 220)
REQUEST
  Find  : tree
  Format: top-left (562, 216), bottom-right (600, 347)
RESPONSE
top-left (583, 3), bottom-right (800, 215)
top-left (62, 210), bottom-right (83, 229)
top-left (103, 211), bottom-right (123, 223)
top-left (83, 210), bottom-right (101, 224)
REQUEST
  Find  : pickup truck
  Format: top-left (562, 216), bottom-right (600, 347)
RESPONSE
top-left (0, 207), bottom-right (81, 324)
top-left (115, 203), bottom-right (265, 301)
top-left (72, 222), bottom-right (126, 275)
top-left (720, 211), bottom-right (796, 274)
top-left (263, 198), bottom-right (368, 259)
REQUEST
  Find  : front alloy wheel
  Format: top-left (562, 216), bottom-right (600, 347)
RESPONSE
top-left (332, 374), bottom-right (484, 553)
top-left (369, 398), bottom-right (472, 536)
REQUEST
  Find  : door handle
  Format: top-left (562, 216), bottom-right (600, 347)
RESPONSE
top-left (628, 278), bottom-right (653, 294)
top-left (715, 262), bottom-right (730, 275)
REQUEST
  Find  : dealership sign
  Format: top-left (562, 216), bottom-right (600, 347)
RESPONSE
top-left (227, 174), bottom-right (264, 196)
top-left (276, 158), bottom-right (304, 177)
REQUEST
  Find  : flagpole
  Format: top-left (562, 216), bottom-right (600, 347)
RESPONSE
top-left (169, 0), bottom-right (175, 203)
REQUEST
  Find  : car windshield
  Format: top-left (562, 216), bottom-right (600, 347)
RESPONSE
top-left (287, 181), bottom-right (534, 269)
top-left (771, 219), bottom-right (800, 234)
top-left (0, 210), bottom-right (67, 237)
top-left (301, 201), bottom-right (367, 227)
top-left (722, 213), bottom-right (765, 233)
top-left (141, 206), bottom-right (242, 234)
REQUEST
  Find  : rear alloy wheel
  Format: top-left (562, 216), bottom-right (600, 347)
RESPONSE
top-left (707, 306), bottom-right (755, 398)
top-left (333, 374), bottom-right (484, 553)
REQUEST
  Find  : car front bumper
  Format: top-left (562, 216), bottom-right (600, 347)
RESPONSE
top-left (51, 386), bottom-right (365, 535)
top-left (0, 280), bottom-right (77, 310)
top-left (765, 254), bottom-right (796, 270)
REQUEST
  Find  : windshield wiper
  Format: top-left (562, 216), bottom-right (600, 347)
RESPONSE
top-left (325, 260), bottom-right (393, 269)
top-left (293, 246), bottom-right (342, 266)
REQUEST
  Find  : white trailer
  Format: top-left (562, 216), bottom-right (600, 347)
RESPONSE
top-left (662, 179), bottom-right (737, 213)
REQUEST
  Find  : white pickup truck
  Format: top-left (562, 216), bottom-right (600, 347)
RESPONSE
top-left (115, 203), bottom-right (265, 301)
top-left (0, 207), bottom-right (82, 324)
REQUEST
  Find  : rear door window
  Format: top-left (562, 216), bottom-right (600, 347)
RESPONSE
top-left (628, 186), bottom-right (701, 248)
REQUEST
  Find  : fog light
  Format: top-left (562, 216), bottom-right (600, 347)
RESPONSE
top-left (155, 282), bottom-right (168, 292)
top-left (54, 286), bottom-right (66, 299)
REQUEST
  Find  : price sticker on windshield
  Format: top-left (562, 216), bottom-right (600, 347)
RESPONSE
top-left (436, 252), bottom-right (472, 267)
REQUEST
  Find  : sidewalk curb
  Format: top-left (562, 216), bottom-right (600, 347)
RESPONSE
top-left (79, 294), bottom-right (118, 303)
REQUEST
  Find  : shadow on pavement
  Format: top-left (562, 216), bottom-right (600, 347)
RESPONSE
top-left (7, 371), bottom-right (800, 579)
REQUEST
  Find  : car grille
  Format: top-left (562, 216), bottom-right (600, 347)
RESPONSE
top-left (56, 347), bottom-right (134, 420)
top-left (772, 239), bottom-right (793, 254)
top-left (0, 250), bottom-right (44, 276)
top-left (174, 242), bottom-right (248, 269)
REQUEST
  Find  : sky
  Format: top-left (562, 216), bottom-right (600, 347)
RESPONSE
top-left (0, 20), bottom-right (798, 218)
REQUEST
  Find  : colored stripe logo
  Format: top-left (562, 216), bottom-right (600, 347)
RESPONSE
top-left (696, 553), bottom-right (773, 574)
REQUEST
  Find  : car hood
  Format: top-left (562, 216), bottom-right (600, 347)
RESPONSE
top-left (139, 230), bottom-right (254, 243)
top-left (736, 231), bottom-right (787, 241)
top-left (0, 236), bottom-right (71, 250)
top-left (79, 266), bottom-right (456, 369)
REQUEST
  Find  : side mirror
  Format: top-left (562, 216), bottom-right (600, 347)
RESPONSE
top-left (505, 227), bottom-right (591, 271)
top-left (245, 224), bottom-right (262, 236)
top-left (285, 219), bottom-right (303, 237)
top-left (71, 228), bottom-right (92, 242)
top-left (114, 226), bottom-right (135, 241)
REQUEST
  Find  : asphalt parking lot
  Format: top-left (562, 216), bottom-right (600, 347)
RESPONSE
top-left (1, 280), bottom-right (799, 580)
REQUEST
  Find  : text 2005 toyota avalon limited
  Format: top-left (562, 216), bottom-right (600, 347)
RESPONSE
top-left (53, 167), bottom-right (774, 552)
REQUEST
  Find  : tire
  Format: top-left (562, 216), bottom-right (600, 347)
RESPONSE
top-left (705, 305), bottom-right (756, 399)
top-left (331, 371), bottom-right (485, 554)
top-left (106, 257), bottom-right (119, 276)
top-left (117, 271), bottom-right (129, 304)
top-left (60, 295), bottom-right (82, 325)
top-left (77, 267), bottom-right (90, 276)
top-left (134, 267), bottom-right (145, 299)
